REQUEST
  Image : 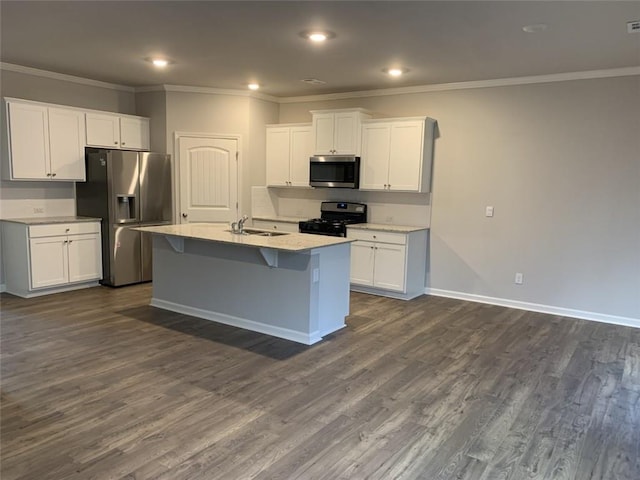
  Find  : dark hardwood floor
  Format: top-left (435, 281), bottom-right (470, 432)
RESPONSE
top-left (1, 284), bottom-right (639, 480)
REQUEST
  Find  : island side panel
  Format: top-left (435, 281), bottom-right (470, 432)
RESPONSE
top-left (312, 243), bottom-right (351, 337)
top-left (149, 235), bottom-right (349, 344)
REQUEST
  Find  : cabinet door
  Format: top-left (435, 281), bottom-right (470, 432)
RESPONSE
top-left (334, 112), bottom-right (359, 154)
top-left (29, 237), bottom-right (68, 289)
top-left (289, 126), bottom-right (312, 187)
top-left (312, 113), bottom-right (335, 154)
top-left (67, 233), bottom-right (103, 283)
top-left (360, 123), bottom-right (391, 190)
top-left (48, 107), bottom-right (86, 181)
top-left (350, 241), bottom-right (375, 286)
top-left (8, 102), bottom-right (49, 179)
top-left (373, 243), bottom-right (406, 292)
top-left (86, 112), bottom-right (120, 148)
top-left (388, 121), bottom-right (423, 191)
top-left (266, 127), bottom-right (291, 186)
top-left (120, 117), bottom-right (150, 150)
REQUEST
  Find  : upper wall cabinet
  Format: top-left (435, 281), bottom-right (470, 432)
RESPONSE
top-left (310, 108), bottom-right (371, 155)
top-left (360, 117), bottom-right (436, 193)
top-left (266, 124), bottom-right (313, 187)
top-left (3, 99), bottom-right (86, 181)
top-left (86, 112), bottom-right (150, 150)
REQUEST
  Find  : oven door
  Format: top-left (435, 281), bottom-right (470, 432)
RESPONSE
top-left (309, 156), bottom-right (360, 188)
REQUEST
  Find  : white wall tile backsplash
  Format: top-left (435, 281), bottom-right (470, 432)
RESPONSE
top-left (250, 186), bottom-right (278, 217)
top-left (258, 187), bottom-right (431, 226)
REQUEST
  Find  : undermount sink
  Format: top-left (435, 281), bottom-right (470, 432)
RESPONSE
top-left (226, 228), bottom-right (290, 237)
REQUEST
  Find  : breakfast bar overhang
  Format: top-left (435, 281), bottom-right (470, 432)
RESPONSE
top-left (136, 224), bottom-right (354, 345)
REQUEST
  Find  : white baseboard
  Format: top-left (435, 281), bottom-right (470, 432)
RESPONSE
top-left (150, 298), bottom-right (325, 345)
top-left (425, 288), bottom-right (640, 329)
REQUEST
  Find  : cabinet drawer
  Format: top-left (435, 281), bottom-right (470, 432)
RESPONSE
top-left (347, 229), bottom-right (406, 245)
top-left (252, 220), bottom-right (299, 233)
top-left (29, 222), bottom-right (100, 238)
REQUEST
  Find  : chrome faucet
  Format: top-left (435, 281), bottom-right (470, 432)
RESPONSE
top-left (231, 215), bottom-right (249, 234)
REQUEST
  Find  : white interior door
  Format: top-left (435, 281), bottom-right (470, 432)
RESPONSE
top-left (178, 135), bottom-right (238, 224)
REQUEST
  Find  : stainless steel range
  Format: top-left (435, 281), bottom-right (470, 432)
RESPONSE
top-left (299, 202), bottom-right (367, 237)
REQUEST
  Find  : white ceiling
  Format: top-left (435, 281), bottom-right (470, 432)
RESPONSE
top-left (1, 1), bottom-right (639, 97)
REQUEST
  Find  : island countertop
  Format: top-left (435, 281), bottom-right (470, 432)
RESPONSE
top-left (136, 223), bottom-right (354, 252)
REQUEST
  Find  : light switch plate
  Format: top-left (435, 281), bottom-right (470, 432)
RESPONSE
top-left (485, 206), bottom-right (494, 217)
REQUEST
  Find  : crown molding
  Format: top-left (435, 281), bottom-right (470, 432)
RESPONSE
top-left (0, 62), bottom-right (135, 92)
top-left (3, 62), bottom-right (637, 104)
top-left (277, 66), bottom-right (640, 104)
top-left (136, 84), bottom-right (278, 103)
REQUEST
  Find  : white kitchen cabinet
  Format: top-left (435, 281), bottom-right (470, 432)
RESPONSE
top-left (3, 100), bottom-right (86, 181)
top-left (252, 219), bottom-right (300, 233)
top-left (2, 220), bottom-right (102, 298)
top-left (48, 107), bottom-right (87, 180)
top-left (266, 124), bottom-right (312, 187)
top-left (86, 112), bottom-right (149, 150)
top-left (348, 227), bottom-right (428, 300)
top-left (310, 108), bottom-right (371, 155)
top-left (360, 117), bottom-right (436, 192)
top-left (120, 116), bottom-right (150, 150)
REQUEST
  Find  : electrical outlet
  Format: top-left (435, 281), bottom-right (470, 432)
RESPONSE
top-left (515, 272), bottom-right (524, 285)
top-left (485, 206), bottom-right (494, 217)
top-left (33, 207), bottom-right (44, 214)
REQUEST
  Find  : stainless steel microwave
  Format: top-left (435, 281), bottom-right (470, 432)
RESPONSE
top-left (309, 155), bottom-right (360, 188)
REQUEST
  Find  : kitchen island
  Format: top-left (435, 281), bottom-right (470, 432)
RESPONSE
top-left (136, 223), bottom-right (354, 345)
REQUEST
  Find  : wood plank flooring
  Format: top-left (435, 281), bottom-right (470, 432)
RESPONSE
top-left (1, 284), bottom-right (639, 480)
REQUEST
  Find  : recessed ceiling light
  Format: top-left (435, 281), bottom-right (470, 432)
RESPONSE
top-left (248, 83), bottom-right (260, 90)
top-left (309, 32), bottom-right (327, 42)
top-left (522, 24), bottom-right (548, 33)
top-left (300, 30), bottom-right (336, 42)
top-left (383, 67), bottom-right (408, 77)
top-left (146, 57), bottom-right (172, 68)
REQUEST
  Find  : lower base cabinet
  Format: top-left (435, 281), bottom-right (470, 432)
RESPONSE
top-left (348, 227), bottom-right (428, 300)
top-left (2, 220), bottom-right (102, 298)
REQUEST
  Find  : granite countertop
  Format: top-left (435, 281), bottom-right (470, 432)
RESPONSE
top-left (2, 216), bottom-right (101, 225)
top-left (136, 223), bottom-right (354, 252)
top-left (347, 223), bottom-right (429, 233)
top-left (252, 215), bottom-right (306, 224)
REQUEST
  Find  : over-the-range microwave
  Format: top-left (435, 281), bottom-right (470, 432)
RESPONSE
top-left (309, 155), bottom-right (360, 189)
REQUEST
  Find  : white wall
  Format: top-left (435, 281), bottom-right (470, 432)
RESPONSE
top-left (164, 90), bottom-right (278, 223)
top-left (136, 90), bottom-right (167, 154)
top-left (278, 76), bottom-right (640, 321)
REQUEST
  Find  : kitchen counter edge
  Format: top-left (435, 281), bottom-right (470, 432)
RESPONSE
top-left (347, 223), bottom-right (429, 233)
top-left (1, 216), bottom-right (102, 225)
top-left (136, 223), bottom-right (354, 252)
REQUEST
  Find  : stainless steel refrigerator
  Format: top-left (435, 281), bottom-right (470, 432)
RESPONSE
top-left (76, 148), bottom-right (172, 286)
